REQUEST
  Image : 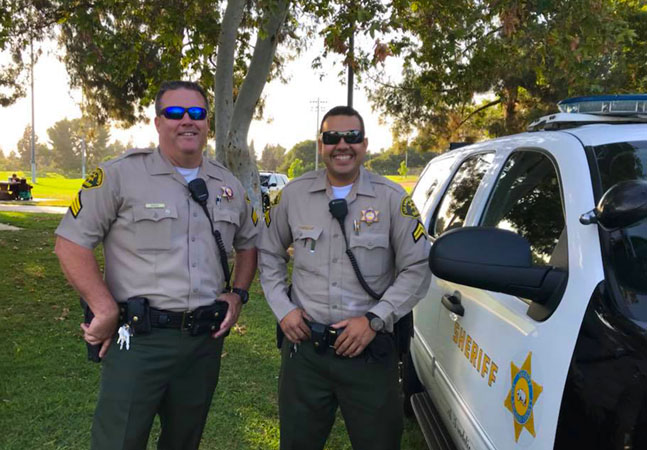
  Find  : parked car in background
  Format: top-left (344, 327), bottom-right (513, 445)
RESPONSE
top-left (406, 95), bottom-right (647, 450)
top-left (260, 172), bottom-right (289, 211)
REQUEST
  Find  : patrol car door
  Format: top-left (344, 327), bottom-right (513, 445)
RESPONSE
top-left (412, 150), bottom-right (496, 435)
top-left (430, 141), bottom-right (598, 450)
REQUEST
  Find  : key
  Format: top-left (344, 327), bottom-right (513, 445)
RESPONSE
top-left (116, 324), bottom-right (132, 350)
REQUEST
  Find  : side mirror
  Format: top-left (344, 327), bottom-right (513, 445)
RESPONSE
top-left (580, 180), bottom-right (647, 230)
top-left (429, 227), bottom-right (567, 320)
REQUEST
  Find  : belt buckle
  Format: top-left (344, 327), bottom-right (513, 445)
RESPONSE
top-left (326, 327), bottom-right (339, 348)
top-left (181, 311), bottom-right (194, 331)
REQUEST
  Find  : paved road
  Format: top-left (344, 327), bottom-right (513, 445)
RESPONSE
top-left (0, 203), bottom-right (67, 214)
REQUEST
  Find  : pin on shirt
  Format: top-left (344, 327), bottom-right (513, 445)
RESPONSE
top-left (353, 220), bottom-right (360, 235)
top-left (361, 208), bottom-right (380, 225)
top-left (221, 186), bottom-right (234, 201)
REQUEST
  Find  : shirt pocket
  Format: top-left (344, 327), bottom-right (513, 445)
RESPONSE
top-left (133, 204), bottom-right (178, 251)
top-left (211, 207), bottom-right (240, 254)
top-left (292, 226), bottom-right (324, 274)
top-left (349, 232), bottom-right (391, 276)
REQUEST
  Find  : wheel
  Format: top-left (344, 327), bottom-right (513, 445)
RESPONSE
top-left (401, 351), bottom-right (424, 418)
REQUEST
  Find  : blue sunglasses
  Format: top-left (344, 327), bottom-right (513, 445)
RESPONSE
top-left (160, 106), bottom-right (207, 120)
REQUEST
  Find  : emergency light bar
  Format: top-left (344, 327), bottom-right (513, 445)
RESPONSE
top-left (558, 94), bottom-right (647, 115)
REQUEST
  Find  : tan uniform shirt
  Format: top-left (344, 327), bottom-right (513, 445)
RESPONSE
top-left (258, 167), bottom-right (431, 332)
top-left (56, 148), bottom-right (258, 311)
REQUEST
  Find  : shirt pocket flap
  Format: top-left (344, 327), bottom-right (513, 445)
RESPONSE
top-left (294, 226), bottom-right (323, 241)
top-left (133, 205), bottom-right (178, 222)
top-left (350, 233), bottom-right (389, 250)
top-left (213, 208), bottom-right (240, 226)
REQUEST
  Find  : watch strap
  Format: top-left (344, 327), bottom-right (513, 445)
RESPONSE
top-left (231, 287), bottom-right (249, 305)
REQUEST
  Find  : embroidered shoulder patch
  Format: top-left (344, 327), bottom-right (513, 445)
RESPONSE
top-left (82, 168), bottom-right (104, 190)
top-left (400, 195), bottom-right (420, 219)
top-left (412, 221), bottom-right (426, 243)
top-left (70, 191), bottom-right (83, 218)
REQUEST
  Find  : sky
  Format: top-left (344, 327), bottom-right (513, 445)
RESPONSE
top-left (0, 39), bottom-right (399, 159)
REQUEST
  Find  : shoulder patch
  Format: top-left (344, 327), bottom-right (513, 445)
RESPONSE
top-left (82, 168), bottom-right (104, 190)
top-left (70, 191), bottom-right (83, 218)
top-left (412, 220), bottom-right (427, 243)
top-left (251, 207), bottom-right (259, 226)
top-left (400, 195), bottom-right (420, 219)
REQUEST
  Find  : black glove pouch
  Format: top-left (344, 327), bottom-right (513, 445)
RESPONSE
top-left (189, 301), bottom-right (228, 336)
top-left (126, 296), bottom-right (151, 334)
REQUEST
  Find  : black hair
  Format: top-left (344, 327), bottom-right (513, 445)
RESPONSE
top-left (320, 105), bottom-right (365, 133)
top-left (154, 81), bottom-right (209, 116)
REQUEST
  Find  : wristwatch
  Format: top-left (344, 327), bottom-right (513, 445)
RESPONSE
top-left (365, 312), bottom-right (385, 332)
top-left (231, 287), bottom-right (249, 305)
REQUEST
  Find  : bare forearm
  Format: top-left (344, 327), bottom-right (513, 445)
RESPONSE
top-left (54, 236), bottom-right (116, 316)
top-left (233, 247), bottom-right (258, 290)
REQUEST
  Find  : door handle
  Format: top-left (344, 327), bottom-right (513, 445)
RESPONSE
top-left (441, 291), bottom-right (464, 316)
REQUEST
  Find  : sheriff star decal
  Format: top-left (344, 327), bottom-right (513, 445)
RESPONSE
top-left (504, 352), bottom-right (543, 442)
top-left (82, 168), bottom-right (104, 190)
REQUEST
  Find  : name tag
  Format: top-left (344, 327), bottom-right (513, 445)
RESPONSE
top-left (145, 203), bottom-right (165, 209)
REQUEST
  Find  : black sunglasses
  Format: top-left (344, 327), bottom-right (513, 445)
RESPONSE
top-left (160, 106), bottom-right (207, 120)
top-left (321, 130), bottom-right (364, 145)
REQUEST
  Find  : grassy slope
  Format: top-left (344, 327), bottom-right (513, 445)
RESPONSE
top-left (0, 212), bottom-right (426, 450)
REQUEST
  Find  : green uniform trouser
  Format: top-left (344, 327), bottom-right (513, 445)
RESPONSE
top-left (91, 328), bottom-right (224, 450)
top-left (278, 336), bottom-right (403, 450)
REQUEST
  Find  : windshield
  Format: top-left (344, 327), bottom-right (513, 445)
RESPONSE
top-left (593, 140), bottom-right (647, 323)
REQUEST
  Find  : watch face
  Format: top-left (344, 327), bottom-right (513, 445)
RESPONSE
top-left (370, 317), bottom-right (384, 332)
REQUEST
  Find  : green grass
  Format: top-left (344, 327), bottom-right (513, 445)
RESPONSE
top-left (0, 212), bottom-right (427, 449)
top-left (1, 171), bottom-right (81, 207)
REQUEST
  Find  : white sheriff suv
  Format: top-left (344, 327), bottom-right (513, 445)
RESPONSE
top-left (406, 95), bottom-right (647, 450)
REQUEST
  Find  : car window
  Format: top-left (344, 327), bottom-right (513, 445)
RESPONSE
top-left (432, 152), bottom-right (494, 237)
top-left (269, 175), bottom-right (277, 185)
top-left (481, 150), bottom-right (566, 266)
top-left (260, 174), bottom-right (270, 186)
top-left (593, 140), bottom-right (647, 191)
top-left (412, 155), bottom-right (456, 216)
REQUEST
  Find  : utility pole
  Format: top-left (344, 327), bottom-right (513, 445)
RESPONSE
top-left (30, 37), bottom-right (36, 184)
top-left (347, 32), bottom-right (354, 108)
top-left (310, 98), bottom-right (327, 171)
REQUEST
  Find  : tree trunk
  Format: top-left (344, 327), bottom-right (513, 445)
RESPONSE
top-left (216, 0), bottom-right (291, 213)
top-left (214, 0), bottom-right (246, 162)
top-left (503, 84), bottom-right (519, 134)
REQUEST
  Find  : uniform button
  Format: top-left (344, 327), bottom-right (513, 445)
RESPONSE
top-left (193, 212), bottom-right (198, 217)
top-left (332, 282), bottom-right (337, 286)
top-left (332, 305), bottom-right (338, 309)
top-left (192, 262), bottom-right (197, 268)
top-left (333, 234), bottom-right (339, 238)
top-left (332, 258), bottom-right (338, 263)
top-left (193, 288), bottom-right (198, 293)
top-left (191, 237), bottom-right (196, 242)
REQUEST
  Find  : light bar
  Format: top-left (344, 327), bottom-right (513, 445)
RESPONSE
top-left (558, 94), bottom-right (647, 114)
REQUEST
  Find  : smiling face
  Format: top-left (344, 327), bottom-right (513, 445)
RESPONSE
top-left (154, 88), bottom-right (208, 168)
top-left (318, 114), bottom-right (368, 186)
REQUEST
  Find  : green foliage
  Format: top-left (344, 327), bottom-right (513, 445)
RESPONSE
top-left (259, 144), bottom-right (286, 172)
top-left (366, 147), bottom-right (433, 175)
top-left (0, 212), bottom-right (426, 449)
top-left (397, 160), bottom-right (408, 177)
top-left (279, 140), bottom-right (316, 174)
top-left (288, 158), bottom-right (305, 179)
top-left (373, 0), bottom-right (647, 142)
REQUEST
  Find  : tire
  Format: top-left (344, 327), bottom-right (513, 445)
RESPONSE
top-left (401, 351), bottom-right (424, 418)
